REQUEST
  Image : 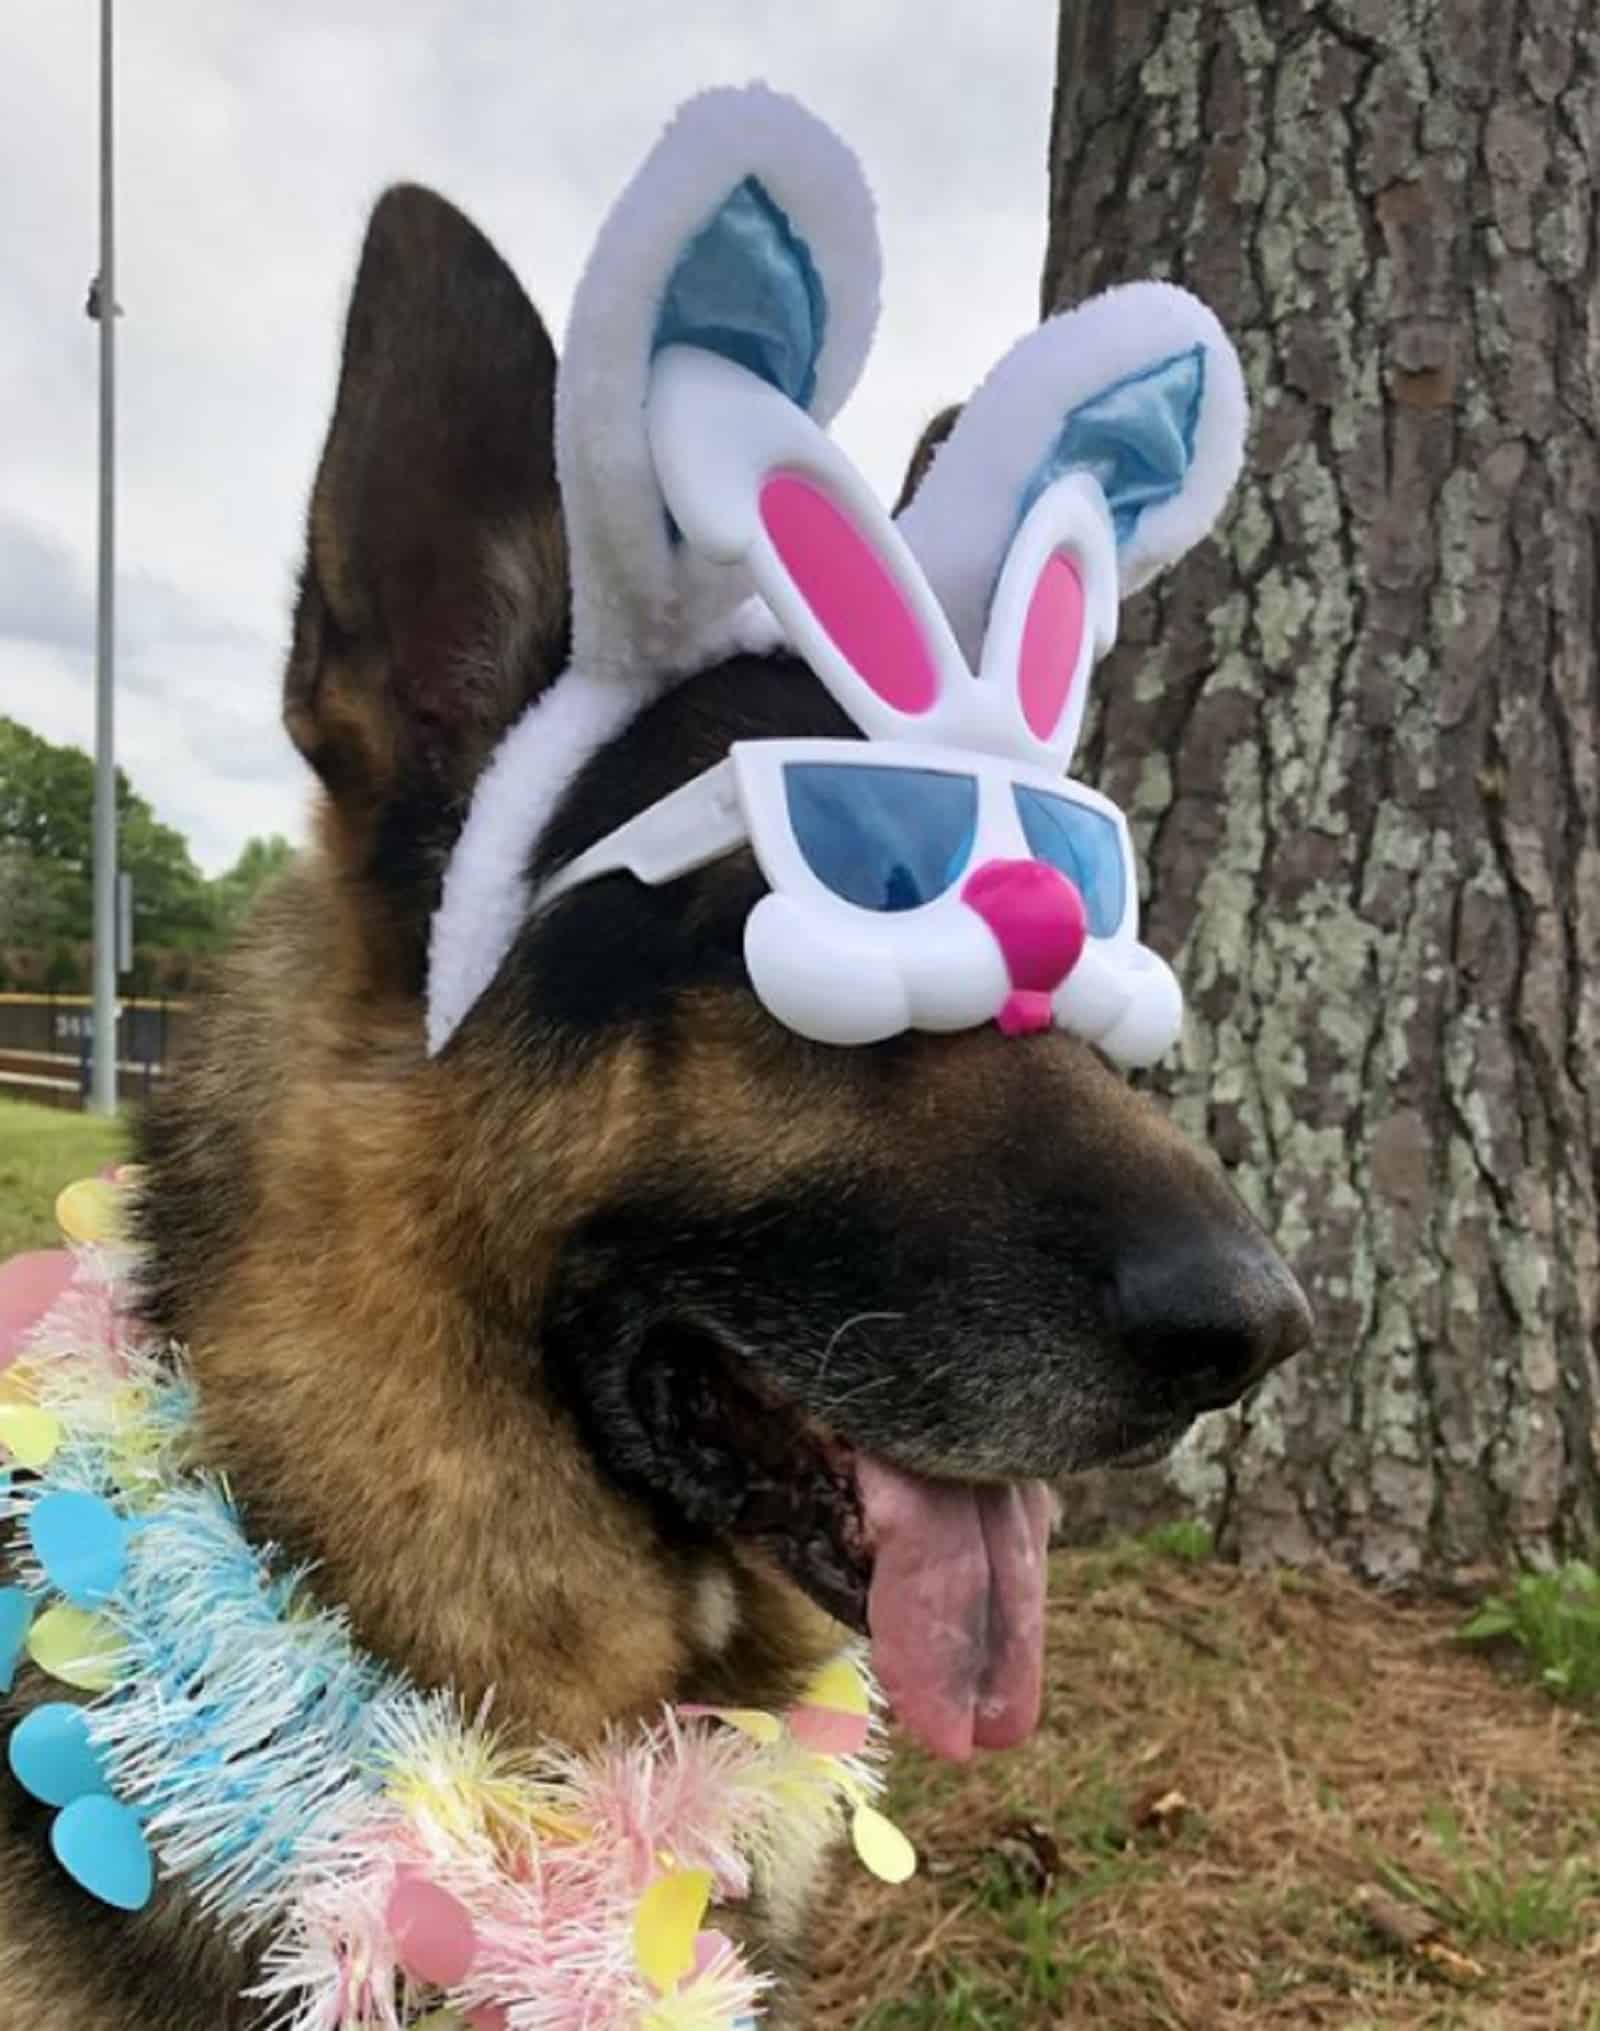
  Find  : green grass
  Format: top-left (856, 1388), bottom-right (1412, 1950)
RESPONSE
top-left (1066, 1518), bottom-right (1216, 1594)
top-left (858, 1971), bottom-right (1016, 2031)
top-left (1458, 1561), bottom-right (1600, 1706)
top-left (0, 1099), bottom-right (128, 1255)
top-left (1372, 1849), bottom-right (1595, 1952)
top-left (1140, 1518), bottom-right (1215, 1564)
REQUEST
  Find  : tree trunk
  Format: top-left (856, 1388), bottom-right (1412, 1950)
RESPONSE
top-left (1045, 0), bottom-right (1600, 1583)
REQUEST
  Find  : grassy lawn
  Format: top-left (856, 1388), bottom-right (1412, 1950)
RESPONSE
top-left (804, 1537), bottom-right (1600, 2030)
top-left (0, 1098), bottom-right (128, 1255)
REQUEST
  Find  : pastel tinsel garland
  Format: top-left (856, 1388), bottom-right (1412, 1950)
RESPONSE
top-left (0, 1177), bottom-right (913, 2031)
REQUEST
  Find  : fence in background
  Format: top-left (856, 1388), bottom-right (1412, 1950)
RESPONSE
top-left (0, 993), bottom-right (191, 1111)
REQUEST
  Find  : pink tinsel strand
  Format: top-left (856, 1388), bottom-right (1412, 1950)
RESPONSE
top-left (260, 1713), bottom-right (795, 2031)
top-left (537, 1714), bottom-right (779, 1903)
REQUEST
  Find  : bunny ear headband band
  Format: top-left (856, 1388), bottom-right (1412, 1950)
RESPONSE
top-left (426, 84), bottom-right (1248, 1065)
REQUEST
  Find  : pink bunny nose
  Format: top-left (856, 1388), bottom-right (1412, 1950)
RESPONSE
top-left (962, 859), bottom-right (1087, 1036)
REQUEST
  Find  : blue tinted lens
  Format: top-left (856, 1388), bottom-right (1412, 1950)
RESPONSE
top-left (1013, 787), bottom-right (1127, 936)
top-left (783, 764), bottom-right (978, 912)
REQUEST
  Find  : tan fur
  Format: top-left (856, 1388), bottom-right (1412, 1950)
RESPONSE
top-left (153, 865), bottom-right (841, 1747)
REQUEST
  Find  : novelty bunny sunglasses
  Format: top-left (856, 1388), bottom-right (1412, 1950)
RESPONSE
top-left (537, 740), bottom-right (1140, 1039)
top-left (528, 346), bottom-right (1183, 1065)
top-left (554, 742), bottom-right (1133, 938)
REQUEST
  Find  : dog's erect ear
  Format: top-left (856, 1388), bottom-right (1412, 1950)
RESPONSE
top-left (285, 184), bottom-right (567, 941)
top-left (897, 282), bottom-right (1247, 667)
top-left (892, 405), bottom-right (961, 516)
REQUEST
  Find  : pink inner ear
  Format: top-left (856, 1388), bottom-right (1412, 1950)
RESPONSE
top-left (759, 473), bottom-right (939, 715)
top-left (1018, 551), bottom-right (1086, 742)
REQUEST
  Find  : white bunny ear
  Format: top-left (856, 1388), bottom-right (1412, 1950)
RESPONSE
top-left (556, 85), bottom-right (881, 685)
top-left (648, 345), bottom-right (971, 746)
top-left (897, 281), bottom-right (1248, 668)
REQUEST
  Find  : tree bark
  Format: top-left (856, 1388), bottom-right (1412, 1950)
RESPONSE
top-left (1045, 0), bottom-right (1600, 1582)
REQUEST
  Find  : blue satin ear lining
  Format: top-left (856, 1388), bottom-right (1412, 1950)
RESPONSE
top-left (1016, 343), bottom-right (1206, 547)
top-left (654, 176), bottom-right (827, 410)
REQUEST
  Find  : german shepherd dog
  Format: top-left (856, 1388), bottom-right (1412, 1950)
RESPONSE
top-left (0, 183), bottom-right (1309, 2028)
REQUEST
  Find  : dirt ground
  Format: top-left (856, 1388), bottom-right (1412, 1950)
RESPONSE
top-left (802, 1539), bottom-right (1600, 2031)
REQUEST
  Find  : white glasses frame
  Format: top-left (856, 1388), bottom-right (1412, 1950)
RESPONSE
top-left (534, 736), bottom-right (1141, 942)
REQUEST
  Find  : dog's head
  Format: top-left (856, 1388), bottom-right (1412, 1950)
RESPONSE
top-left (156, 95), bottom-right (1309, 1764)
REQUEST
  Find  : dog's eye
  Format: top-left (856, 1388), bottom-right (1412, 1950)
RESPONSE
top-left (783, 763), bottom-right (976, 912)
top-left (1012, 788), bottom-right (1125, 936)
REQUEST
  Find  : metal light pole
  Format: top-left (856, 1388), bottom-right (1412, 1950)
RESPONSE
top-left (89, 0), bottom-right (118, 1114)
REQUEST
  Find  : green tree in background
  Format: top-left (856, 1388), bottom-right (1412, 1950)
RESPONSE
top-left (0, 716), bottom-right (101, 876)
top-left (0, 716), bottom-right (296, 966)
top-left (0, 842), bottom-right (77, 949)
top-left (210, 833), bottom-right (295, 936)
top-left (0, 716), bottom-right (217, 949)
top-left (124, 803), bottom-right (218, 951)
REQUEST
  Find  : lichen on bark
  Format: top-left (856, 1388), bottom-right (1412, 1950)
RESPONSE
top-left (1046, 0), bottom-right (1600, 1580)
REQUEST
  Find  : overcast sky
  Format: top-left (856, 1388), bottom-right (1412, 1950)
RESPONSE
top-left (3, 3), bottom-right (1053, 872)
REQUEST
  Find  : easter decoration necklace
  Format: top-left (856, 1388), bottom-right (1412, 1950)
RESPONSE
top-left (0, 1171), bottom-right (911, 2031)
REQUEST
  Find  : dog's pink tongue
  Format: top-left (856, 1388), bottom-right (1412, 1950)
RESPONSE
top-left (856, 1459), bottom-right (1052, 1762)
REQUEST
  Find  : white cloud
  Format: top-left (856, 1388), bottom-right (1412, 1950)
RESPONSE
top-left (2, 3), bottom-right (1051, 872)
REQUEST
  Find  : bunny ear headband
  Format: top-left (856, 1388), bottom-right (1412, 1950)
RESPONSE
top-left (426, 84), bottom-right (1248, 1064)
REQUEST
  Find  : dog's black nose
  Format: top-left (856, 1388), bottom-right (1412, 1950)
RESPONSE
top-left (1110, 1231), bottom-right (1312, 1411)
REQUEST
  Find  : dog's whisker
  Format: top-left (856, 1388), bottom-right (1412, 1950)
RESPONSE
top-left (817, 1369), bottom-right (903, 1420)
top-left (815, 1311), bottom-right (905, 1393)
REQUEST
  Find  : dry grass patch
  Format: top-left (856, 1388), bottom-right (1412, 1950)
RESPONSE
top-left (803, 1538), bottom-right (1600, 2030)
